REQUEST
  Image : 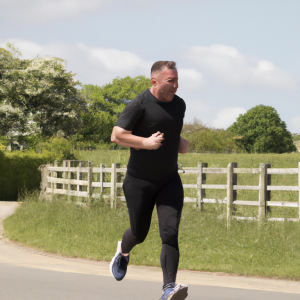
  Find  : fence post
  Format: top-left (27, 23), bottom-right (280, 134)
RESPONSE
top-left (67, 160), bottom-right (71, 201)
top-left (100, 164), bottom-right (105, 194)
top-left (39, 164), bottom-right (49, 198)
top-left (232, 163), bottom-right (238, 204)
top-left (227, 162), bottom-right (234, 229)
top-left (54, 160), bottom-right (58, 191)
top-left (266, 164), bottom-right (271, 214)
top-left (51, 161), bottom-right (57, 193)
top-left (63, 160), bottom-right (67, 192)
top-left (77, 161), bottom-right (82, 202)
top-left (111, 163), bottom-right (117, 209)
top-left (298, 162), bottom-right (300, 220)
top-left (259, 163), bottom-right (267, 220)
top-left (88, 161), bottom-right (93, 198)
top-left (197, 162), bottom-right (207, 211)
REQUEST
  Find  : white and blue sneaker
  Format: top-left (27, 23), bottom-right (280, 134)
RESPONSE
top-left (109, 241), bottom-right (130, 281)
top-left (159, 284), bottom-right (188, 300)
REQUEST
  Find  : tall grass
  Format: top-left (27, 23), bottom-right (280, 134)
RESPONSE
top-left (4, 194), bottom-right (300, 280)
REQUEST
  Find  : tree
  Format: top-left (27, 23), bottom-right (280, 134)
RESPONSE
top-left (79, 111), bottom-right (117, 144)
top-left (228, 105), bottom-right (296, 153)
top-left (0, 43), bottom-right (87, 137)
top-left (81, 75), bottom-right (151, 116)
top-left (79, 76), bottom-right (151, 143)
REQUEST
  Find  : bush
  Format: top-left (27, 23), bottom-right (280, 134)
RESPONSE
top-left (35, 137), bottom-right (75, 161)
top-left (228, 105), bottom-right (296, 153)
top-left (182, 129), bottom-right (239, 153)
top-left (0, 150), bottom-right (54, 200)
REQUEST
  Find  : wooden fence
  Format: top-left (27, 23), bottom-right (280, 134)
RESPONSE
top-left (40, 160), bottom-right (300, 225)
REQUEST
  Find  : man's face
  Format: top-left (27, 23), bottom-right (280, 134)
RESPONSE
top-left (153, 67), bottom-right (179, 102)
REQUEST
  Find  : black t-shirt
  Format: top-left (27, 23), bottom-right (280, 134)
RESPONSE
top-left (116, 88), bottom-right (186, 181)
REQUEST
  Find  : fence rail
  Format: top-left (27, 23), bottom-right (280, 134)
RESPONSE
top-left (40, 160), bottom-right (300, 225)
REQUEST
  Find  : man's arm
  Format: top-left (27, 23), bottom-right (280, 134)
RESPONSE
top-left (111, 126), bottom-right (164, 150)
top-left (178, 137), bottom-right (189, 154)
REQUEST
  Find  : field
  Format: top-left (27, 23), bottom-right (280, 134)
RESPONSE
top-left (78, 150), bottom-right (300, 219)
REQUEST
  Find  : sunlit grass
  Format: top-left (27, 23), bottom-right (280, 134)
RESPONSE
top-left (4, 194), bottom-right (300, 280)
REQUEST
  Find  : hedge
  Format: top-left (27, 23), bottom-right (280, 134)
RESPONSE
top-left (0, 150), bottom-right (54, 200)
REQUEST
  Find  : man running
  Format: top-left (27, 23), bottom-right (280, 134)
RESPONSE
top-left (110, 61), bottom-right (189, 300)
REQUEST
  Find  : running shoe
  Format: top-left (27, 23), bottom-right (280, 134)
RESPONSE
top-left (109, 241), bottom-right (130, 281)
top-left (159, 284), bottom-right (188, 300)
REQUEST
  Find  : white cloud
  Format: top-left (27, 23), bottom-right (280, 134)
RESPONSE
top-left (186, 44), bottom-right (296, 89)
top-left (178, 68), bottom-right (206, 90)
top-left (0, 0), bottom-right (181, 24)
top-left (0, 39), bottom-right (151, 85)
top-left (0, 39), bottom-right (205, 90)
top-left (0, 0), bottom-right (109, 23)
top-left (291, 116), bottom-right (300, 134)
top-left (211, 107), bottom-right (246, 129)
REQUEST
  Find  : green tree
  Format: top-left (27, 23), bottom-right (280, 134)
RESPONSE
top-left (79, 76), bottom-right (151, 143)
top-left (228, 105), bottom-right (296, 153)
top-left (79, 111), bottom-right (117, 143)
top-left (81, 75), bottom-right (151, 116)
top-left (0, 43), bottom-right (87, 137)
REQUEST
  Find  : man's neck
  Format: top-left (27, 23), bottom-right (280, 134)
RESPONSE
top-left (150, 86), bottom-right (165, 102)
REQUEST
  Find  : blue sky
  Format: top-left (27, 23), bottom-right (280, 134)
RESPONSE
top-left (1, 0), bottom-right (299, 131)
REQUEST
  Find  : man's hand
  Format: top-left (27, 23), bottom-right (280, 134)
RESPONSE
top-left (135, 131), bottom-right (164, 150)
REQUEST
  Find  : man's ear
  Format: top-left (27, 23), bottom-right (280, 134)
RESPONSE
top-left (151, 77), bottom-right (157, 86)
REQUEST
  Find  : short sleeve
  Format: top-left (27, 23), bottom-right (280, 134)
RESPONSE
top-left (115, 98), bottom-right (143, 131)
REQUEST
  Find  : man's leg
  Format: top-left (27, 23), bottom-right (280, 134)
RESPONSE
top-left (156, 173), bottom-right (184, 286)
top-left (110, 174), bottom-right (157, 281)
top-left (121, 173), bottom-right (157, 253)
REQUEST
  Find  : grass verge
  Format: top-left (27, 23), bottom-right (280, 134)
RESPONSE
top-left (4, 194), bottom-right (300, 280)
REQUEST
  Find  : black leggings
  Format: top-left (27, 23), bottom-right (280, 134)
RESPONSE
top-left (121, 172), bottom-right (184, 285)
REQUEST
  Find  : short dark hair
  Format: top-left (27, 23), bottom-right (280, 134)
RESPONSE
top-left (151, 61), bottom-right (177, 76)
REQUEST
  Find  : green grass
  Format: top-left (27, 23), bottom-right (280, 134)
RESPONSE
top-left (4, 194), bottom-right (300, 280)
top-left (77, 149), bottom-right (300, 168)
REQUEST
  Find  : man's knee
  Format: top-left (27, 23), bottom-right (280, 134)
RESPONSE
top-left (160, 228), bottom-right (178, 245)
top-left (132, 231), bottom-right (148, 244)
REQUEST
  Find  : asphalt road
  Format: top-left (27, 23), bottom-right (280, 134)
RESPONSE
top-left (1, 263), bottom-right (300, 300)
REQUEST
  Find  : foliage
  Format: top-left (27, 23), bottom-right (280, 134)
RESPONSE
top-left (181, 117), bottom-right (208, 134)
top-left (78, 110), bottom-right (117, 144)
top-left (0, 43), bottom-right (87, 137)
top-left (0, 136), bottom-right (10, 149)
top-left (228, 105), bottom-right (296, 153)
top-left (78, 76), bottom-right (151, 144)
top-left (0, 150), bottom-right (54, 200)
top-left (292, 135), bottom-right (300, 142)
top-left (182, 128), bottom-right (239, 153)
top-left (0, 137), bottom-right (75, 200)
top-left (181, 118), bottom-right (239, 153)
top-left (81, 75), bottom-right (151, 116)
top-left (35, 137), bottom-right (75, 161)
